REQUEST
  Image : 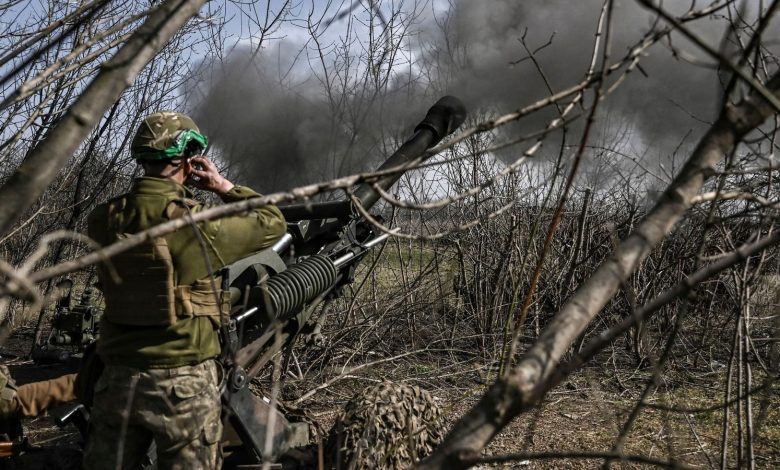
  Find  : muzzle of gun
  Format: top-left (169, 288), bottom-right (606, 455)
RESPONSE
top-left (279, 95), bottom-right (467, 221)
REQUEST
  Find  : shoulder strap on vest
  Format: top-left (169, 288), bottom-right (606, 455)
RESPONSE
top-left (165, 198), bottom-right (198, 220)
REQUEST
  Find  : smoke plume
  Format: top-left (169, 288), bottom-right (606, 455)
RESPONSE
top-left (193, 0), bottom-right (770, 191)
top-left (437, 0), bottom-right (728, 154)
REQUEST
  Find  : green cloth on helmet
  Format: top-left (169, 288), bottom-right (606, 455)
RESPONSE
top-left (131, 111), bottom-right (203, 160)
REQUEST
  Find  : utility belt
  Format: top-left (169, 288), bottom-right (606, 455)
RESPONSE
top-left (101, 237), bottom-right (230, 327)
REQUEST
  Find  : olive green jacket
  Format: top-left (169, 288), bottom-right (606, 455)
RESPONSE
top-left (88, 177), bottom-right (286, 369)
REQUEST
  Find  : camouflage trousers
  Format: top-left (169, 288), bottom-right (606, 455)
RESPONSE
top-left (82, 360), bottom-right (222, 470)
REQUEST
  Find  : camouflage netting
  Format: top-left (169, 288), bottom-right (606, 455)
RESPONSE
top-left (325, 381), bottom-right (443, 469)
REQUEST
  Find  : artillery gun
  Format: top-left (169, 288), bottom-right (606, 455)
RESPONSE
top-left (51, 96), bottom-right (466, 469)
top-left (218, 95), bottom-right (466, 467)
top-left (31, 281), bottom-right (102, 365)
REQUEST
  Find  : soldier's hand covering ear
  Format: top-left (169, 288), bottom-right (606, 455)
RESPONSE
top-left (187, 156), bottom-right (234, 195)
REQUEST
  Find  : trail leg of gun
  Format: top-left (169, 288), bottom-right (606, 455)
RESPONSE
top-left (222, 387), bottom-right (290, 463)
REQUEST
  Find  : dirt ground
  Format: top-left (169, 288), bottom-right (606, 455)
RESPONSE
top-left (2, 325), bottom-right (779, 469)
top-left (270, 353), bottom-right (780, 469)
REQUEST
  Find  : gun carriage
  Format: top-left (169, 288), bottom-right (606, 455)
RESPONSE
top-left (49, 96), bottom-right (466, 469)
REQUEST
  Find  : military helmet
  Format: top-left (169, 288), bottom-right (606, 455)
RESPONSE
top-left (131, 111), bottom-right (208, 161)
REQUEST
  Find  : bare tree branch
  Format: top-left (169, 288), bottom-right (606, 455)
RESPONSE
top-left (417, 70), bottom-right (780, 470)
top-left (463, 450), bottom-right (696, 470)
top-left (0, 0), bottom-right (208, 238)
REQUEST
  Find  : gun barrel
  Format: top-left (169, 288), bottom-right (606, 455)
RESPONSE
top-left (352, 95), bottom-right (466, 211)
top-left (277, 96), bottom-right (466, 220)
top-left (279, 200), bottom-right (352, 222)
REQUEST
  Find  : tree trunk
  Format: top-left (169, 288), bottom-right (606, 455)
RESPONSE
top-left (417, 72), bottom-right (780, 470)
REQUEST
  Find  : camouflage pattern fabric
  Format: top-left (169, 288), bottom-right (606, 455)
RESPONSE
top-left (82, 360), bottom-right (221, 470)
top-left (131, 112), bottom-right (199, 157)
top-left (326, 381), bottom-right (443, 469)
top-left (0, 365), bottom-right (18, 420)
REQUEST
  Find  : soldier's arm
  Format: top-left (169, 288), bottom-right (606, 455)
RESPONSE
top-left (15, 373), bottom-right (77, 417)
top-left (184, 155), bottom-right (287, 265)
top-left (176, 155), bottom-right (287, 264)
top-left (192, 185), bottom-right (286, 267)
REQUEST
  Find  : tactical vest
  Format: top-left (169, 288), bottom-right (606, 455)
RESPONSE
top-left (101, 198), bottom-right (231, 327)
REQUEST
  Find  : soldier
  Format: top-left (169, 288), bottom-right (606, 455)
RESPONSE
top-left (0, 367), bottom-right (76, 422)
top-left (83, 112), bottom-right (286, 470)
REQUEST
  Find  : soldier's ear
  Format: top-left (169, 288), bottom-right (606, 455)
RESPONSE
top-left (167, 158), bottom-right (188, 176)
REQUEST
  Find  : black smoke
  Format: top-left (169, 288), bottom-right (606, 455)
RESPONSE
top-left (436, 1), bottom-right (729, 154)
top-left (193, 1), bottom-right (772, 191)
top-left (191, 42), bottom-right (430, 193)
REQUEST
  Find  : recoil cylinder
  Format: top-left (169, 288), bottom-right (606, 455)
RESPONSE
top-left (263, 254), bottom-right (337, 319)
